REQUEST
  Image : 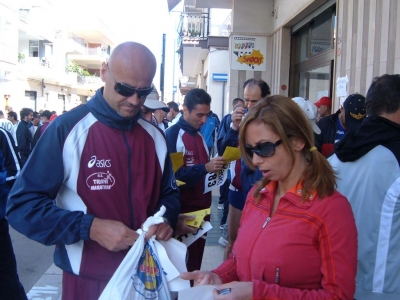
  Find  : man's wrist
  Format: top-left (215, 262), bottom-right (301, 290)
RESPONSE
top-left (162, 217), bottom-right (171, 226)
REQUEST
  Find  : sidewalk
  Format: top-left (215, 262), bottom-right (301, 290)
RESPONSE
top-left (27, 195), bottom-right (225, 299)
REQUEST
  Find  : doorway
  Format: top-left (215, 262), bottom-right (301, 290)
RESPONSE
top-left (290, 4), bottom-right (336, 103)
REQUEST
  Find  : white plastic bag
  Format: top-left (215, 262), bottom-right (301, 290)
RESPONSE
top-left (99, 207), bottom-right (172, 300)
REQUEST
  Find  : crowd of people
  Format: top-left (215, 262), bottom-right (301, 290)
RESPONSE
top-left (1, 41), bottom-right (399, 300)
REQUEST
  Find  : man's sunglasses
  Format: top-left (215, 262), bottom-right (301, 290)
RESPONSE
top-left (245, 139), bottom-right (282, 158)
top-left (106, 64), bottom-right (154, 98)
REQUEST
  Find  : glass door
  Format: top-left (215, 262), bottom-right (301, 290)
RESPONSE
top-left (290, 5), bottom-right (336, 102)
top-left (298, 63), bottom-right (331, 102)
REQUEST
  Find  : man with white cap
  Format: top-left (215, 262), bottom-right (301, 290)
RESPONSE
top-left (292, 97), bottom-right (322, 135)
top-left (141, 91), bottom-right (170, 131)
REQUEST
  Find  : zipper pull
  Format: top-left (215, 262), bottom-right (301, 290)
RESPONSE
top-left (275, 267), bottom-right (280, 284)
top-left (262, 217), bottom-right (271, 228)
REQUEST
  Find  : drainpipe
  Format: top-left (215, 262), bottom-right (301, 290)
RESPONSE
top-left (160, 34), bottom-right (166, 101)
top-left (222, 81), bottom-right (225, 117)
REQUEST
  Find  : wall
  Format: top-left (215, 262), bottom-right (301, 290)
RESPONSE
top-left (226, 0), bottom-right (292, 115)
top-left (334, 0), bottom-right (400, 110)
top-left (205, 47), bottom-right (229, 119)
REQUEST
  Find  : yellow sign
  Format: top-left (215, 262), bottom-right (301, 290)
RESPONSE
top-left (237, 50), bottom-right (264, 67)
top-left (223, 146), bottom-right (241, 162)
top-left (170, 152), bottom-right (183, 173)
top-left (184, 208), bottom-right (211, 228)
top-left (176, 180), bottom-right (185, 187)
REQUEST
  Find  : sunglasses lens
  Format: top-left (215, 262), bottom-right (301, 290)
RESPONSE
top-left (114, 83), bottom-right (135, 97)
top-left (259, 143), bottom-right (275, 157)
top-left (137, 88), bottom-right (153, 99)
top-left (114, 83), bottom-right (154, 98)
top-left (245, 147), bottom-right (254, 158)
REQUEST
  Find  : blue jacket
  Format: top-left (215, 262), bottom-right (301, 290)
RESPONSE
top-left (216, 114), bottom-right (262, 200)
top-left (7, 88), bottom-right (180, 281)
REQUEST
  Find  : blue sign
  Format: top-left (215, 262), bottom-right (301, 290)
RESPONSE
top-left (173, 86), bottom-right (177, 93)
top-left (212, 73), bottom-right (228, 82)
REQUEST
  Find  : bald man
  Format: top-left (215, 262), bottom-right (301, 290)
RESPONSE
top-left (7, 42), bottom-right (180, 299)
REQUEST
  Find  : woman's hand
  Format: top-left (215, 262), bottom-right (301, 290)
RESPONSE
top-left (180, 270), bottom-right (223, 286)
top-left (213, 281), bottom-right (253, 300)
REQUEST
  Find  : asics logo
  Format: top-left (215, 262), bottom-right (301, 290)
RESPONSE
top-left (88, 156), bottom-right (111, 168)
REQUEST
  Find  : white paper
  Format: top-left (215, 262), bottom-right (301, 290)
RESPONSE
top-left (157, 239), bottom-right (191, 291)
top-left (178, 285), bottom-right (216, 300)
top-left (336, 76), bottom-right (348, 97)
top-left (175, 221), bottom-right (212, 247)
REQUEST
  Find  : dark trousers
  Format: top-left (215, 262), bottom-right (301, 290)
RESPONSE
top-left (219, 179), bottom-right (230, 225)
top-left (0, 218), bottom-right (27, 300)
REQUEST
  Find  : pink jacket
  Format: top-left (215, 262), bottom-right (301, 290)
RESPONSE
top-left (213, 181), bottom-right (357, 299)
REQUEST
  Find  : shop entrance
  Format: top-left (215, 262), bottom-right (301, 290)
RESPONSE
top-left (290, 3), bottom-right (336, 103)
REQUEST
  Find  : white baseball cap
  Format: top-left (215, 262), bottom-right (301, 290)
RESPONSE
top-left (292, 97), bottom-right (321, 134)
top-left (143, 99), bottom-right (170, 112)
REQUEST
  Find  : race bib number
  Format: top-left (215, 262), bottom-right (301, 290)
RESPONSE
top-left (203, 163), bottom-right (230, 194)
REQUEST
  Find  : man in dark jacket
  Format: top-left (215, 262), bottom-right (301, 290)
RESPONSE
top-left (217, 78), bottom-right (270, 259)
top-left (16, 107), bottom-right (33, 166)
top-left (315, 93), bottom-right (366, 157)
top-left (0, 127), bottom-right (25, 299)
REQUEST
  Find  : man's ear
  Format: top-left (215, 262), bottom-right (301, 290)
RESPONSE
top-left (291, 136), bottom-right (306, 152)
top-left (100, 62), bottom-right (107, 82)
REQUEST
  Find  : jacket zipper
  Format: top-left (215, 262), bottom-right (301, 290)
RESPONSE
top-left (275, 267), bottom-right (280, 284)
top-left (122, 130), bottom-right (134, 229)
top-left (262, 216), bottom-right (271, 228)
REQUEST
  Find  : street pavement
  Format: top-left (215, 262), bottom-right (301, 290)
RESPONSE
top-left (25, 193), bottom-right (226, 299)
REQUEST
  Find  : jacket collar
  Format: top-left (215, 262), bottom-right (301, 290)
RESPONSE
top-left (260, 181), bottom-right (317, 208)
top-left (86, 88), bottom-right (142, 131)
top-left (177, 115), bottom-right (198, 135)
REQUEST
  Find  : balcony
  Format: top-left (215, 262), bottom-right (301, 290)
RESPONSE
top-left (68, 47), bottom-right (109, 69)
top-left (177, 11), bottom-right (209, 77)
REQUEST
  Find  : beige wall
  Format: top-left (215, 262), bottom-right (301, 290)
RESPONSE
top-left (227, 0), bottom-right (293, 113)
top-left (334, 0), bottom-right (400, 110)
top-left (221, 0), bottom-right (400, 114)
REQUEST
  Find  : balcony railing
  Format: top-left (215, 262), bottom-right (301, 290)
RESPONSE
top-left (19, 9), bottom-right (30, 23)
top-left (178, 11), bottom-right (209, 44)
top-left (69, 33), bottom-right (86, 48)
top-left (86, 47), bottom-right (110, 59)
top-left (77, 75), bottom-right (103, 86)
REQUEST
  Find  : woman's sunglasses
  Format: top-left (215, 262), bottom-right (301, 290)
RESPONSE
top-left (107, 64), bottom-right (154, 98)
top-left (245, 139), bottom-right (282, 158)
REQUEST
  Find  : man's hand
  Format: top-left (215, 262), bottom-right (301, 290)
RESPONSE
top-left (180, 270), bottom-right (222, 286)
top-left (231, 106), bottom-right (245, 131)
top-left (145, 222), bottom-right (173, 241)
top-left (175, 214), bottom-right (197, 236)
top-left (89, 218), bottom-right (139, 252)
top-left (205, 156), bottom-right (226, 173)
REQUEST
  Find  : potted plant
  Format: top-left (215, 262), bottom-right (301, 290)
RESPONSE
top-left (18, 53), bottom-right (25, 63)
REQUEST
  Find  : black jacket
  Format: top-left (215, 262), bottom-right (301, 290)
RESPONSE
top-left (16, 120), bottom-right (32, 167)
top-left (315, 110), bottom-right (340, 157)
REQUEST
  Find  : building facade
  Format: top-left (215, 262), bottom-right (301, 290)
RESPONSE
top-left (0, 0), bottom-right (117, 116)
top-left (169, 0), bottom-right (400, 117)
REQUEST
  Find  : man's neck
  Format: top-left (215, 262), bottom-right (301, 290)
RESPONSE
top-left (379, 110), bottom-right (400, 125)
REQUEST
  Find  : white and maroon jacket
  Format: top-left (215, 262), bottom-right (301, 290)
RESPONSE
top-left (7, 88), bottom-right (180, 281)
